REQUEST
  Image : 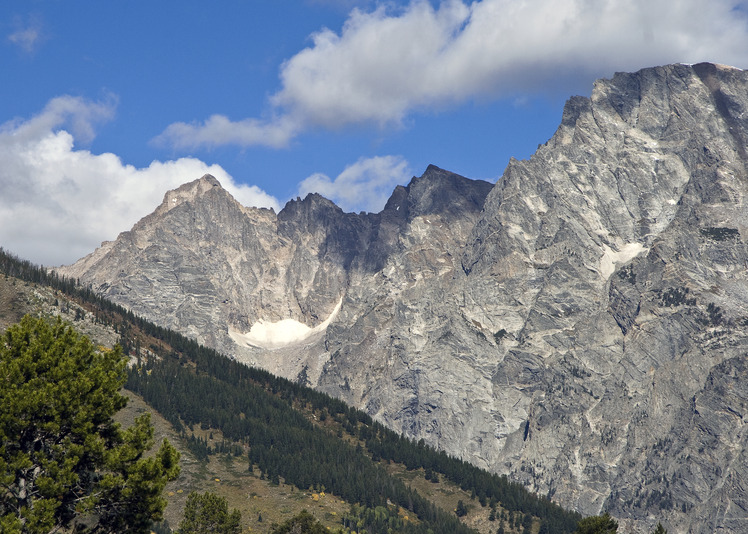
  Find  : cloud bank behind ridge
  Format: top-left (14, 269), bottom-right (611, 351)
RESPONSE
top-left (0, 97), bottom-right (280, 266)
top-left (156, 0), bottom-right (748, 149)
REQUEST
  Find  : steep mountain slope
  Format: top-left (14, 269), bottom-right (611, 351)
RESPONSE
top-left (59, 63), bottom-right (748, 533)
top-left (457, 62), bottom-right (748, 533)
top-left (0, 252), bottom-right (581, 533)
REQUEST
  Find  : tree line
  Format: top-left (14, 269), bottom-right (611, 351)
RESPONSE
top-left (127, 354), bottom-right (475, 534)
top-left (1, 247), bottom-right (583, 533)
top-left (125, 337), bottom-right (580, 533)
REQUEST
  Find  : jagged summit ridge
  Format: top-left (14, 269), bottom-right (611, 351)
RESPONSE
top-left (387, 164), bottom-right (493, 219)
top-left (59, 63), bottom-right (748, 534)
top-left (149, 174), bottom-right (229, 219)
top-left (161, 173), bottom-right (221, 204)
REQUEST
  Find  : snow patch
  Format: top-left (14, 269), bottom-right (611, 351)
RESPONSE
top-left (229, 298), bottom-right (343, 349)
top-left (599, 243), bottom-right (646, 280)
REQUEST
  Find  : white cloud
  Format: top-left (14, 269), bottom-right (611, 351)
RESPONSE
top-left (273, 0), bottom-right (472, 128)
top-left (7, 16), bottom-right (44, 54)
top-left (158, 0), bottom-right (748, 149)
top-left (153, 113), bottom-right (300, 150)
top-left (0, 96), bottom-right (280, 267)
top-left (8, 27), bottom-right (40, 53)
top-left (223, 182), bottom-right (280, 212)
top-left (5, 94), bottom-right (117, 144)
top-left (298, 155), bottom-right (412, 213)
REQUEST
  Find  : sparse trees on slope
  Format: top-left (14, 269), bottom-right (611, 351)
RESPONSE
top-left (455, 499), bottom-right (468, 517)
top-left (177, 491), bottom-right (241, 534)
top-left (574, 512), bottom-right (618, 534)
top-left (270, 510), bottom-right (328, 533)
top-left (0, 315), bottom-right (179, 534)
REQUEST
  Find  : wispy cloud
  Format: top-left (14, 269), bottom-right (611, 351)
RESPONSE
top-left (0, 96), bottom-right (279, 266)
top-left (5, 94), bottom-right (118, 144)
top-left (157, 0), bottom-right (748, 150)
top-left (7, 15), bottom-right (44, 54)
top-left (153, 114), bottom-right (300, 150)
top-left (306, 0), bottom-right (375, 10)
top-left (298, 155), bottom-right (412, 213)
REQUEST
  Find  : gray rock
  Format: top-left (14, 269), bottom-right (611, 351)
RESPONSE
top-left (59, 63), bottom-right (748, 533)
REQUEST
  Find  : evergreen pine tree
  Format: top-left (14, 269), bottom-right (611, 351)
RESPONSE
top-left (456, 499), bottom-right (468, 517)
top-left (0, 316), bottom-right (180, 533)
top-left (574, 512), bottom-right (618, 533)
top-left (178, 491), bottom-right (241, 534)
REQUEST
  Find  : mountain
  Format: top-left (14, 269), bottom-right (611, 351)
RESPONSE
top-left (59, 63), bottom-right (748, 534)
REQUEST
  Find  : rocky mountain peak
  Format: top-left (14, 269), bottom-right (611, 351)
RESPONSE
top-left (165, 173), bottom-right (222, 203)
top-left (277, 192), bottom-right (344, 233)
top-left (59, 63), bottom-right (748, 533)
top-left (152, 174), bottom-right (228, 218)
top-left (375, 165), bottom-right (493, 241)
top-left (399, 164), bottom-right (493, 219)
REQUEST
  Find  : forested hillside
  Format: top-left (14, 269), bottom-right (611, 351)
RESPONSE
top-left (0, 248), bottom-right (582, 533)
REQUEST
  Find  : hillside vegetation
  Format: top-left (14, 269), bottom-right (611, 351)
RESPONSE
top-left (0, 248), bottom-right (582, 533)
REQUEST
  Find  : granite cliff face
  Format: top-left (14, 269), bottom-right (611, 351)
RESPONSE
top-left (60, 63), bottom-right (748, 533)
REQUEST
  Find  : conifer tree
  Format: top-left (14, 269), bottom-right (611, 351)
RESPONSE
top-left (270, 510), bottom-right (327, 534)
top-left (456, 499), bottom-right (468, 517)
top-left (178, 491), bottom-right (241, 534)
top-left (0, 315), bottom-right (180, 533)
top-left (574, 512), bottom-right (618, 533)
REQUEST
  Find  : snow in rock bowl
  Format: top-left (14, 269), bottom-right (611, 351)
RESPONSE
top-left (599, 243), bottom-right (647, 280)
top-left (229, 298), bottom-right (343, 349)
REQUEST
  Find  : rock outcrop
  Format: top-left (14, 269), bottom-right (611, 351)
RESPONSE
top-left (59, 63), bottom-right (748, 533)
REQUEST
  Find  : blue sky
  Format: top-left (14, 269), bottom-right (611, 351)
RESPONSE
top-left (2, 0), bottom-right (748, 265)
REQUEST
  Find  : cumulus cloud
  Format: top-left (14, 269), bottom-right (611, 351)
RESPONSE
top-left (158, 0), bottom-right (748, 149)
top-left (0, 96), bottom-right (279, 267)
top-left (298, 155), bottom-right (412, 213)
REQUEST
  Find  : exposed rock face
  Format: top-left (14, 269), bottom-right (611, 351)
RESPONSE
top-left (59, 63), bottom-right (748, 533)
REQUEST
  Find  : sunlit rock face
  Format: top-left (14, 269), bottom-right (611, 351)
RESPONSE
top-left (60, 63), bottom-right (748, 534)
